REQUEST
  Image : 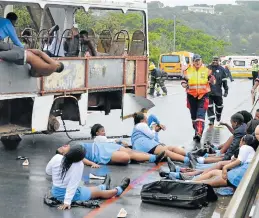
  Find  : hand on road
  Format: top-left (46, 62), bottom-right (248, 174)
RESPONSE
top-left (91, 163), bottom-right (100, 168)
top-left (58, 204), bottom-right (71, 210)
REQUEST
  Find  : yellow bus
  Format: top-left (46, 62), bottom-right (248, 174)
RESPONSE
top-left (159, 51), bottom-right (194, 79)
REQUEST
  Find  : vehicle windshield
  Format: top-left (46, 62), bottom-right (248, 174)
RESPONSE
top-left (161, 55), bottom-right (180, 63)
top-left (185, 57), bottom-right (189, 64)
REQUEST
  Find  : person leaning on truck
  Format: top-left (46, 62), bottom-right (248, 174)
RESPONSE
top-left (181, 54), bottom-right (216, 142)
top-left (0, 12), bottom-right (23, 48)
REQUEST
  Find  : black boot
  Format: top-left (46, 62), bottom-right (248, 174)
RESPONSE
top-left (103, 174), bottom-right (111, 190)
top-left (193, 135), bottom-right (201, 143)
top-left (154, 151), bottom-right (165, 165)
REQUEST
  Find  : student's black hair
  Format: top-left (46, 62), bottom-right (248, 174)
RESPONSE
top-left (90, 124), bottom-right (104, 138)
top-left (60, 144), bottom-right (85, 181)
top-left (231, 113), bottom-right (244, 125)
top-left (6, 12), bottom-right (18, 21)
top-left (237, 110), bottom-right (252, 124)
top-left (133, 112), bottom-right (145, 125)
top-left (79, 30), bottom-right (88, 36)
top-left (242, 134), bottom-right (255, 147)
top-left (56, 62), bottom-right (64, 73)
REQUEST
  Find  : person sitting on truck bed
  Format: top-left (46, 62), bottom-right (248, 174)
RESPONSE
top-left (79, 30), bottom-right (97, 57)
top-left (64, 27), bottom-right (80, 57)
top-left (56, 124), bottom-right (165, 168)
top-left (0, 41), bottom-right (64, 77)
top-left (0, 12), bottom-right (23, 48)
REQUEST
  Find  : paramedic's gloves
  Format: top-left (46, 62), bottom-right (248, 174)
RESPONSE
top-left (223, 92), bottom-right (228, 97)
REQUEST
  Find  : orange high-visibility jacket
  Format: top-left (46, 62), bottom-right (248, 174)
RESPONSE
top-left (182, 66), bottom-right (213, 99)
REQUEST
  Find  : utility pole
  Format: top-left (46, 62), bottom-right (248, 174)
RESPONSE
top-left (173, 15), bottom-right (176, 52)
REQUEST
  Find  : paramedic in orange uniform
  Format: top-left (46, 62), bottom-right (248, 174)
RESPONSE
top-left (181, 54), bottom-right (215, 142)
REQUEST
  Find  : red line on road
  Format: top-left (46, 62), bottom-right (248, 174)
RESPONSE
top-left (83, 162), bottom-right (165, 218)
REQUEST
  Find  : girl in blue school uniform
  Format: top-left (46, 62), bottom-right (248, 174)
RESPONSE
top-left (193, 134), bottom-right (256, 188)
top-left (46, 144), bottom-right (130, 210)
top-left (131, 112), bottom-right (191, 164)
top-left (56, 124), bottom-right (164, 167)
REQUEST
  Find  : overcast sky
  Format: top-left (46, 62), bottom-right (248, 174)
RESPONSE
top-left (149, 0), bottom-right (237, 6)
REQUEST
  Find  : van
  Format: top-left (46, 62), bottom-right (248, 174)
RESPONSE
top-left (176, 51), bottom-right (194, 68)
top-left (221, 56), bottom-right (259, 78)
top-left (159, 53), bottom-right (187, 79)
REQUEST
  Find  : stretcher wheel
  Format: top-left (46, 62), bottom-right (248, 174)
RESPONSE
top-left (1, 135), bottom-right (22, 150)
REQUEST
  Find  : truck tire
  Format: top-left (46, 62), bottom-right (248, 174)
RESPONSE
top-left (1, 135), bottom-right (22, 150)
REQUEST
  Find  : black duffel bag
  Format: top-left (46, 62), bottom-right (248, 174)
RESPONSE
top-left (141, 180), bottom-right (218, 209)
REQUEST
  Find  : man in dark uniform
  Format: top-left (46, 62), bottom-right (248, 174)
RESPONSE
top-left (207, 57), bottom-right (229, 126)
top-left (148, 63), bottom-right (167, 97)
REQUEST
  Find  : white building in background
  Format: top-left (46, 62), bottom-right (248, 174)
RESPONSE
top-left (188, 4), bottom-right (215, 14)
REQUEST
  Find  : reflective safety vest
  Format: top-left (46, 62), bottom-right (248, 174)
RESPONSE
top-left (184, 66), bottom-right (211, 99)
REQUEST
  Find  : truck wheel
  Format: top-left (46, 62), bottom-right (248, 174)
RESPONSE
top-left (1, 135), bottom-right (22, 150)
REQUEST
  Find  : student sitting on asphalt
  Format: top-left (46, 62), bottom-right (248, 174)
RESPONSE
top-left (56, 124), bottom-right (165, 168)
top-left (131, 112), bottom-right (191, 164)
top-left (46, 144), bottom-right (130, 210)
top-left (141, 108), bottom-right (166, 142)
top-left (189, 113), bottom-right (246, 165)
top-left (161, 135), bottom-right (256, 187)
top-left (192, 134), bottom-right (255, 188)
top-left (159, 112), bottom-right (259, 180)
top-left (0, 42), bottom-right (64, 77)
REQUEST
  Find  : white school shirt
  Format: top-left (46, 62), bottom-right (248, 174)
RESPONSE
top-left (94, 135), bottom-right (116, 143)
top-left (238, 145), bottom-right (255, 164)
top-left (45, 154), bottom-right (84, 205)
top-left (135, 122), bottom-right (156, 139)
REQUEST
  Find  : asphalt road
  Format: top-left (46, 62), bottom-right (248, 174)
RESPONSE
top-left (0, 79), bottom-right (253, 218)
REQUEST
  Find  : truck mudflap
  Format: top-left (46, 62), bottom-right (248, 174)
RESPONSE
top-left (121, 93), bottom-right (155, 120)
top-left (31, 95), bottom-right (54, 132)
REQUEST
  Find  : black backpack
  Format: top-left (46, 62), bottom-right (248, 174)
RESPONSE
top-left (141, 180), bottom-right (218, 209)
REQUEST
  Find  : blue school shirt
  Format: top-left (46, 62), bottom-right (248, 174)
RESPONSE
top-left (0, 18), bottom-right (23, 48)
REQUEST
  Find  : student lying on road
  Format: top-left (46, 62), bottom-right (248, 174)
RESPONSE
top-left (0, 42), bottom-right (64, 77)
top-left (46, 144), bottom-right (130, 210)
top-left (56, 124), bottom-right (165, 168)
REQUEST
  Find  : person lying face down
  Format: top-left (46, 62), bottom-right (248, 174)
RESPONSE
top-left (0, 42), bottom-right (64, 77)
top-left (46, 144), bottom-right (130, 210)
